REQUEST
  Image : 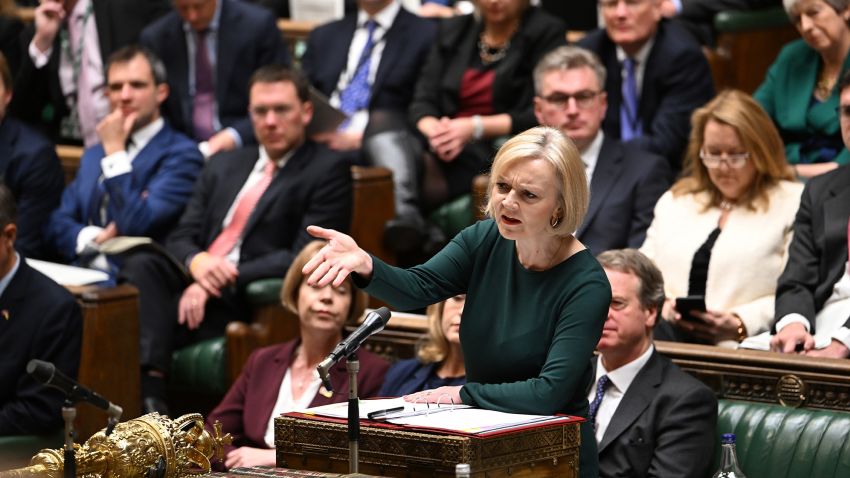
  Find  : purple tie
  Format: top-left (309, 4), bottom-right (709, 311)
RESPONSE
top-left (620, 58), bottom-right (641, 141)
top-left (193, 30), bottom-right (216, 141)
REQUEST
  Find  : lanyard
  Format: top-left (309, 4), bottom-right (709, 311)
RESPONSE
top-left (59, 0), bottom-right (94, 85)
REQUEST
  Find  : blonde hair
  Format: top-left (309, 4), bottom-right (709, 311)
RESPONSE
top-left (416, 301), bottom-right (452, 364)
top-left (484, 126), bottom-right (588, 236)
top-left (280, 241), bottom-right (368, 325)
top-left (672, 89), bottom-right (794, 211)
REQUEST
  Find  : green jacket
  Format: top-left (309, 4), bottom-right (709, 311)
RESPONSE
top-left (754, 38), bottom-right (850, 165)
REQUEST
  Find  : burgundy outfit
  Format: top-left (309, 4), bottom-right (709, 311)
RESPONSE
top-left (206, 338), bottom-right (389, 456)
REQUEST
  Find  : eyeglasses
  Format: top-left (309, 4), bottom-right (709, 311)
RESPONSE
top-left (598, 0), bottom-right (649, 10)
top-left (540, 90), bottom-right (601, 109)
top-left (837, 105), bottom-right (850, 118)
top-left (699, 150), bottom-right (750, 169)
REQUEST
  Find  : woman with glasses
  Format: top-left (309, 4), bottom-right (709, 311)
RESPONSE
top-left (754, 0), bottom-right (850, 179)
top-left (640, 90), bottom-right (803, 347)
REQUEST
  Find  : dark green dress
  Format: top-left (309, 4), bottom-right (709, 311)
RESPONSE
top-left (358, 220), bottom-right (610, 477)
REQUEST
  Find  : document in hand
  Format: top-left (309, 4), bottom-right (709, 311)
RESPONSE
top-left (297, 398), bottom-right (579, 436)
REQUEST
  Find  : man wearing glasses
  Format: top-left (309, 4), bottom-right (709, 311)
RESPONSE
top-left (771, 71), bottom-right (850, 359)
top-left (119, 66), bottom-right (353, 414)
top-left (533, 46), bottom-right (671, 255)
top-left (579, 0), bottom-right (714, 170)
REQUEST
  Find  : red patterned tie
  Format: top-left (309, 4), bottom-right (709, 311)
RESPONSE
top-left (207, 161), bottom-right (275, 256)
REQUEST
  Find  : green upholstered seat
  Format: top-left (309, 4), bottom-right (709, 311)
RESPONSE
top-left (714, 7), bottom-right (789, 33)
top-left (429, 194), bottom-right (475, 240)
top-left (170, 336), bottom-right (227, 397)
top-left (718, 400), bottom-right (850, 478)
top-left (245, 278), bottom-right (284, 306)
top-left (0, 430), bottom-right (64, 469)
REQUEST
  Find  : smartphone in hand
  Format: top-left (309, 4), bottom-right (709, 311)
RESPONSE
top-left (675, 296), bottom-right (706, 322)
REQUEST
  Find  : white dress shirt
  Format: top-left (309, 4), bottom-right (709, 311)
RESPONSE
top-left (330, 1), bottom-right (401, 133)
top-left (775, 264), bottom-right (850, 350)
top-left (580, 131), bottom-right (604, 187)
top-left (588, 344), bottom-right (654, 444)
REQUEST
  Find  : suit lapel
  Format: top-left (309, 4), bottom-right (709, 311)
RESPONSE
top-left (328, 16), bottom-right (358, 95)
top-left (240, 143), bottom-right (311, 239)
top-left (167, 21), bottom-right (191, 127)
top-left (215, 0), bottom-right (239, 109)
top-left (579, 138), bottom-right (623, 236)
top-left (256, 341), bottom-right (299, 433)
top-left (598, 350), bottom-right (663, 453)
top-left (371, 10), bottom-right (407, 100)
top-left (823, 169), bottom-right (850, 271)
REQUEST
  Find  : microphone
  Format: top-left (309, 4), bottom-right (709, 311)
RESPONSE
top-left (27, 359), bottom-right (123, 422)
top-left (317, 307), bottom-right (391, 391)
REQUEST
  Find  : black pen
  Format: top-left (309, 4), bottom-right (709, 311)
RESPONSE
top-left (367, 406), bottom-right (405, 420)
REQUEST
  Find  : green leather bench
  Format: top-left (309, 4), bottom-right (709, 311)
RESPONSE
top-left (0, 430), bottom-right (64, 470)
top-left (718, 400), bottom-right (850, 478)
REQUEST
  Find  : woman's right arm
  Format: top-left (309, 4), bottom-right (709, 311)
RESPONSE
top-left (303, 225), bottom-right (374, 287)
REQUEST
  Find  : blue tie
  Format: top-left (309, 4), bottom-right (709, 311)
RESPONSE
top-left (339, 20), bottom-right (378, 120)
top-left (588, 375), bottom-right (610, 428)
top-left (620, 58), bottom-right (641, 141)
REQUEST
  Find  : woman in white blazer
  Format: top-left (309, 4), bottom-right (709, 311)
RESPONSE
top-left (641, 90), bottom-right (803, 347)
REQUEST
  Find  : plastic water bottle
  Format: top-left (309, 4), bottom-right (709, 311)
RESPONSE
top-left (455, 463), bottom-right (471, 478)
top-left (713, 433), bottom-right (747, 478)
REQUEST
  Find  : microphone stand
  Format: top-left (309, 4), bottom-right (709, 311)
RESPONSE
top-left (61, 400), bottom-right (76, 478)
top-left (346, 353), bottom-right (360, 474)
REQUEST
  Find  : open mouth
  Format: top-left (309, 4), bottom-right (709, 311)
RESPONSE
top-left (501, 215), bottom-right (521, 226)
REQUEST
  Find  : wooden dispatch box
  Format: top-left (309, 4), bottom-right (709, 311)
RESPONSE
top-left (274, 415), bottom-right (580, 478)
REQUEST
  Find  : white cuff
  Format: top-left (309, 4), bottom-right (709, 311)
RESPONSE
top-left (831, 326), bottom-right (850, 351)
top-left (76, 226), bottom-right (104, 255)
top-left (671, 0), bottom-right (683, 12)
top-left (28, 40), bottom-right (52, 69)
top-left (100, 151), bottom-right (132, 178)
top-left (775, 314), bottom-right (811, 333)
top-left (224, 127), bottom-right (242, 148)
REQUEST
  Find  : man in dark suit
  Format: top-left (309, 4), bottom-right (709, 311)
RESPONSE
top-left (45, 46), bottom-right (204, 273)
top-left (140, 0), bottom-right (290, 157)
top-left (533, 46), bottom-right (671, 255)
top-left (301, 0), bottom-right (435, 154)
top-left (770, 74), bottom-right (850, 360)
top-left (10, 0), bottom-right (170, 145)
top-left (0, 183), bottom-right (83, 435)
top-left (579, 0), bottom-right (714, 169)
top-left (300, 0), bottom-right (435, 245)
top-left (119, 66), bottom-right (353, 414)
top-left (0, 52), bottom-right (64, 260)
top-left (592, 248), bottom-right (716, 478)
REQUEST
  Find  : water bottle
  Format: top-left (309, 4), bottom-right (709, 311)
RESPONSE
top-left (455, 463), bottom-right (471, 478)
top-left (713, 433), bottom-right (747, 478)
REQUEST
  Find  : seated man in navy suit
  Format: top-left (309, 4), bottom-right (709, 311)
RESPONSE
top-left (591, 249), bottom-right (716, 478)
top-left (578, 0), bottom-right (714, 169)
top-left (45, 45), bottom-right (204, 274)
top-left (0, 52), bottom-right (64, 260)
top-left (533, 46), bottom-right (670, 254)
top-left (300, 0), bottom-right (435, 248)
top-left (119, 66), bottom-right (353, 414)
top-left (140, 0), bottom-right (290, 157)
top-left (0, 183), bottom-right (83, 436)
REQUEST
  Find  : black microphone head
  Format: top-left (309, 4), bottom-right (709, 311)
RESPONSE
top-left (374, 307), bottom-right (391, 326)
top-left (26, 359), bottom-right (55, 383)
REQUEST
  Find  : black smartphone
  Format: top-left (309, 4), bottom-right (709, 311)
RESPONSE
top-left (675, 296), bottom-right (706, 323)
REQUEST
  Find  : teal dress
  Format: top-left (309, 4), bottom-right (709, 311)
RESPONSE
top-left (357, 220), bottom-right (611, 478)
top-left (755, 39), bottom-right (850, 166)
